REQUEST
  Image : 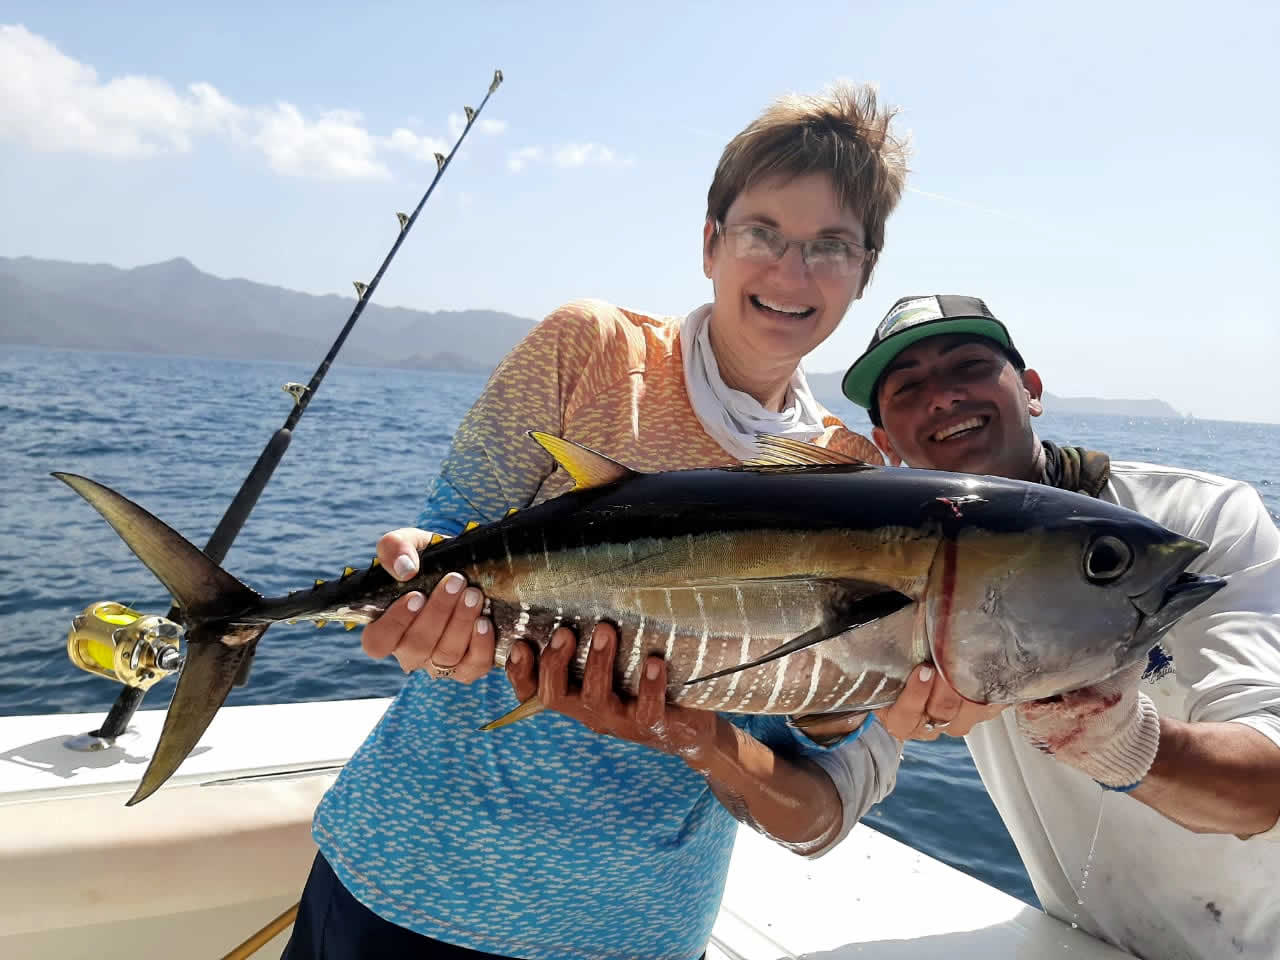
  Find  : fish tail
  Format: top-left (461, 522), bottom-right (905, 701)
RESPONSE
top-left (53, 472), bottom-right (262, 619)
top-left (53, 472), bottom-right (266, 805)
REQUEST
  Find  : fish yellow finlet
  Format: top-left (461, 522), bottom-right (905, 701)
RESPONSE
top-left (314, 579), bottom-right (326, 587)
top-left (314, 619), bottom-right (328, 628)
top-left (506, 507), bottom-right (519, 516)
top-left (343, 621), bottom-right (358, 631)
top-left (479, 696), bottom-right (546, 731)
top-left (371, 557), bottom-right (381, 567)
top-left (429, 533), bottom-right (446, 545)
top-left (464, 521), bottom-right (481, 532)
top-left (342, 566), bottom-right (356, 577)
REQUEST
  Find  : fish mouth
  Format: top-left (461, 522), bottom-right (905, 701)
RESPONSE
top-left (1133, 570), bottom-right (1226, 644)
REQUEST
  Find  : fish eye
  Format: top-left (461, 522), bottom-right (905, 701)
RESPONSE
top-left (1084, 535), bottom-right (1134, 583)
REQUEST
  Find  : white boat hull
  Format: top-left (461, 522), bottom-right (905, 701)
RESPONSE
top-left (0, 699), bottom-right (1128, 959)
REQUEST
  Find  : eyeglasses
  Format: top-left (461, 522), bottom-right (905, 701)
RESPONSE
top-left (714, 221), bottom-right (872, 277)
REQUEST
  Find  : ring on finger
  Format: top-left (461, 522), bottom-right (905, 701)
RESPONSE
top-left (429, 661), bottom-right (456, 679)
top-left (923, 716), bottom-right (951, 732)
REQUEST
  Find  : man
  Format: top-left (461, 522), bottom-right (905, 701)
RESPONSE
top-left (841, 294), bottom-right (1280, 960)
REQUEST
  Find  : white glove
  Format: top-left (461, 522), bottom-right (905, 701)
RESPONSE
top-left (1015, 660), bottom-right (1161, 791)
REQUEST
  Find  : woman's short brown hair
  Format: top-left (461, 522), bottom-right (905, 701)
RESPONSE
top-left (706, 83), bottom-right (909, 290)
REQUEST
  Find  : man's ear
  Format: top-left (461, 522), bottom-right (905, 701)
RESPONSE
top-left (872, 426), bottom-right (902, 466)
top-left (1022, 369), bottom-right (1044, 417)
top-left (702, 219), bottom-right (716, 279)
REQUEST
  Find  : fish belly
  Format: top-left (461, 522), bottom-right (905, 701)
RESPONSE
top-left (487, 584), bottom-right (919, 716)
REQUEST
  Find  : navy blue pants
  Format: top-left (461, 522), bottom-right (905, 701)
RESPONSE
top-left (281, 852), bottom-right (708, 960)
top-left (279, 853), bottom-right (520, 959)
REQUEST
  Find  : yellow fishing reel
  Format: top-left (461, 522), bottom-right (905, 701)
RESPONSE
top-left (67, 601), bottom-right (184, 690)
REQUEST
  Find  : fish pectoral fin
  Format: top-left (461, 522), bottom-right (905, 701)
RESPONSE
top-left (742, 435), bottom-right (879, 469)
top-left (683, 589), bottom-right (913, 687)
top-left (527, 432), bottom-right (637, 489)
top-left (478, 695), bottom-right (545, 732)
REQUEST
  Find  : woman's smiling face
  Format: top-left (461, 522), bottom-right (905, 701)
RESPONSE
top-left (703, 172), bottom-right (867, 370)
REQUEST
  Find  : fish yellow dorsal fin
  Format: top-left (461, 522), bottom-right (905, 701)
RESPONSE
top-left (743, 435), bottom-right (876, 468)
top-left (528, 431), bottom-right (635, 489)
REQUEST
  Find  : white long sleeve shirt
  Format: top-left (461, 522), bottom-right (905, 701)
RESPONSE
top-left (966, 461), bottom-right (1280, 959)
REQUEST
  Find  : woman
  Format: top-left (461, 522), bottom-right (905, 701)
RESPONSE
top-left (285, 84), bottom-right (914, 960)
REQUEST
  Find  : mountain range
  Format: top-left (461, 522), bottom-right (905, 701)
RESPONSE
top-left (0, 255), bottom-right (531, 372)
top-left (0, 256), bottom-right (1179, 418)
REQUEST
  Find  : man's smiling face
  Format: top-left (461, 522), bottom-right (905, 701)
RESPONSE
top-left (871, 334), bottom-right (1044, 480)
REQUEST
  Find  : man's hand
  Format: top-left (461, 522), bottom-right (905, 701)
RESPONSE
top-left (360, 527), bottom-right (495, 683)
top-left (506, 621), bottom-right (847, 855)
top-left (1015, 659), bottom-right (1160, 790)
top-left (876, 664), bottom-right (1007, 742)
top-left (504, 622), bottom-right (717, 758)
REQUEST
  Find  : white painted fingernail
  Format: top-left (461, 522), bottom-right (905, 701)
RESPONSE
top-left (463, 588), bottom-right (481, 608)
top-left (407, 592), bottom-right (424, 613)
top-left (475, 619), bottom-right (490, 635)
top-left (443, 573), bottom-right (464, 594)
top-left (393, 554), bottom-right (417, 579)
top-left (919, 666), bottom-right (933, 682)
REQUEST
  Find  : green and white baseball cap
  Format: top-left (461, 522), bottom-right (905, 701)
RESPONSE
top-left (842, 294), bottom-right (1024, 409)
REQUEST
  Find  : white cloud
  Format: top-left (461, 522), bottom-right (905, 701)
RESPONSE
top-left (253, 104), bottom-right (388, 180)
top-left (0, 24), bottom-right (486, 180)
top-left (508, 141), bottom-right (632, 173)
top-left (448, 112), bottom-right (507, 138)
top-left (382, 127), bottom-right (450, 164)
top-left (507, 146), bottom-right (544, 173)
top-left (0, 25), bottom-right (238, 156)
top-left (552, 142), bottom-right (627, 168)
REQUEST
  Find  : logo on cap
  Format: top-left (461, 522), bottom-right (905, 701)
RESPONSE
top-left (877, 296), bottom-right (944, 339)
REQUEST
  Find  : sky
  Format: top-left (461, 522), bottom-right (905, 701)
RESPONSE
top-left (2, 2), bottom-right (1277, 422)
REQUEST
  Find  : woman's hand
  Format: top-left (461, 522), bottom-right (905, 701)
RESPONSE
top-left (876, 664), bottom-right (1007, 742)
top-left (360, 527), bottom-right (495, 683)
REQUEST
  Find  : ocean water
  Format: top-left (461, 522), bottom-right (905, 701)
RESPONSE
top-left (2, 344), bottom-right (1277, 907)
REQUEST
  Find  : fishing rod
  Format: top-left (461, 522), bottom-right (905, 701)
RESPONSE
top-left (66, 69), bottom-right (504, 747)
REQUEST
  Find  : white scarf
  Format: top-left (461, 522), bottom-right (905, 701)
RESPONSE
top-left (679, 302), bottom-right (829, 461)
